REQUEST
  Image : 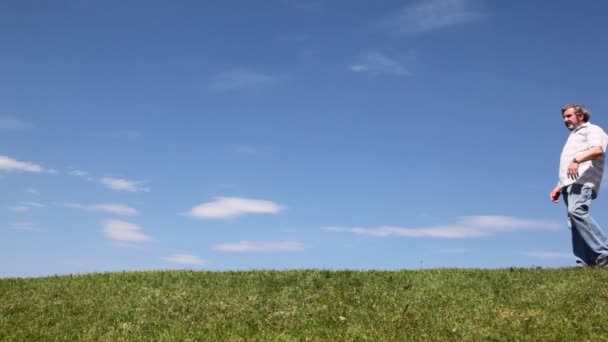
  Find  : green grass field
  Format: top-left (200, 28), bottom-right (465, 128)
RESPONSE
top-left (1, 268), bottom-right (607, 340)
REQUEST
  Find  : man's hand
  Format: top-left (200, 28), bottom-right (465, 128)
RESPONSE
top-left (550, 186), bottom-right (561, 203)
top-left (567, 161), bottom-right (580, 180)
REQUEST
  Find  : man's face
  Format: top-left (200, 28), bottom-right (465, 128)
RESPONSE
top-left (562, 108), bottom-right (584, 131)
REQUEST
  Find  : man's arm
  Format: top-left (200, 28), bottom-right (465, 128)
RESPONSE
top-left (574, 146), bottom-right (605, 163)
top-left (550, 185), bottom-right (561, 203)
top-left (567, 146), bottom-right (605, 180)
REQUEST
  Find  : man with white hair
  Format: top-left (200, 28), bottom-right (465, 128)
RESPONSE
top-left (550, 103), bottom-right (608, 266)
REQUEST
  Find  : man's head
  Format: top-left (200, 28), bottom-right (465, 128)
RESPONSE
top-left (561, 103), bottom-right (590, 131)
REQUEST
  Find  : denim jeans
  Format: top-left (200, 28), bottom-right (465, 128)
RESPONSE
top-left (562, 184), bottom-right (608, 265)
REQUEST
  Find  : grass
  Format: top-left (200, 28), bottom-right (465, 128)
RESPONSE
top-left (1, 268), bottom-right (608, 340)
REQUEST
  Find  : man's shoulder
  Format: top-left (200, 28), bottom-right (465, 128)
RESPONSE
top-left (587, 123), bottom-right (607, 133)
top-left (585, 123), bottom-right (608, 146)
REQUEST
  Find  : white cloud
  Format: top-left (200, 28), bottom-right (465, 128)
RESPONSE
top-left (521, 251), bottom-right (573, 260)
top-left (210, 69), bottom-right (286, 92)
top-left (187, 197), bottom-right (284, 219)
top-left (438, 248), bottom-right (468, 254)
top-left (276, 32), bottom-right (312, 44)
top-left (59, 203), bottom-right (138, 216)
top-left (121, 130), bottom-right (143, 139)
top-left (13, 221), bottom-right (32, 226)
top-left (7, 206), bottom-right (29, 212)
top-left (91, 204), bottom-right (138, 216)
top-left (379, 0), bottom-right (484, 35)
top-left (99, 177), bottom-right (150, 192)
top-left (216, 183), bottom-right (238, 189)
top-left (324, 225), bottom-right (484, 238)
top-left (234, 145), bottom-right (257, 155)
top-left (67, 168), bottom-right (101, 183)
top-left (350, 65), bottom-right (367, 72)
top-left (10, 222), bottom-right (41, 232)
top-left (349, 52), bottom-right (409, 76)
top-left (162, 254), bottom-right (208, 265)
top-left (213, 240), bottom-right (305, 252)
top-left (69, 169), bottom-right (88, 177)
top-left (22, 201), bottom-right (47, 208)
top-left (281, 0), bottom-right (324, 12)
top-left (102, 220), bottom-right (154, 246)
top-left (0, 116), bottom-right (33, 130)
top-left (72, 172), bottom-right (147, 192)
top-left (461, 215), bottom-right (560, 231)
top-left (324, 215), bottom-right (560, 239)
top-left (26, 188), bottom-right (40, 195)
top-left (0, 155), bottom-right (53, 173)
top-left (7, 202), bottom-right (47, 212)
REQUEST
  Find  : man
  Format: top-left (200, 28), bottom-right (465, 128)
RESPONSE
top-left (550, 103), bottom-right (608, 266)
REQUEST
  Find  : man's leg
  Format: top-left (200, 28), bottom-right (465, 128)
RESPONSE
top-left (562, 187), bottom-right (591, 265)
top-left (564, 184), bottom-right (608, 265)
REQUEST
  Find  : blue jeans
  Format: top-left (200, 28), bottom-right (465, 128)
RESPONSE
top-left (562, 184), bottom-right (608, 265)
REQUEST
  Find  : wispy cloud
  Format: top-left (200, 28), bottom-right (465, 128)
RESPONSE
top-left (7, 201), bottom-right (47, 212)
top-left (187, 197), bottom-right (284, 219)
top-left (68, 169), bottom-right (89, 177)
top-left (0, 155), bottom-right (54, 173)
top-left (210, 69), bottom-right (286, 92)
top-left (349, 52), bottom-right (409, 76)
top-left (99, 177), bottom-right (150, 192)
top-left (438, 248), bottom-right (468, 254)
top-left (119, 130), bottom-right (143, 140)
top-left (102, 220), bottom-right (154, 247)
top-left (10, 222), bottom-right (41, 232)
top-left (22, 201), bottom-right (47, 208)
top-left (68, 169), bottom-right (148, 192)
top-left (162, 254), bottom-right (208, 265)
top-left (59, 203), bottom-right (138, 216)
top-left (281, 0), bottom-right (324, 12)
top-left (520, 251), bottom-right (573, 260)
top-left (88, 130), bottom-right (144, 142)
top-left (0, 116), bottom-right (33, 130)
top-left (324, 225), bottom-right (484, 238)
top-left (213, 241), bottom-right (305, 252)
top-left (233, 145), bottom-right (257, 155)
top-left (324, 215), bottom-right (560, 239)
top-left (26, 188), bottom-right (40, 195)
top-left (7, 206), bottom-right (29, 212)
top-left (379, 0), bottom-right (484, 35)
top-left (460, 216), bottom-right (560, 231)
top-left (86, 204), bottom-right (138, 216)
top-left (276, 32), bottom-right (312, 44)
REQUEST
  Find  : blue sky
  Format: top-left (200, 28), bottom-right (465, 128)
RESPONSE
top-left (2, 0), bottom-right (608, 277)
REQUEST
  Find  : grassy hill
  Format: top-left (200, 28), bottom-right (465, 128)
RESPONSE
top-left (2, 268), bottom-right (608, 340)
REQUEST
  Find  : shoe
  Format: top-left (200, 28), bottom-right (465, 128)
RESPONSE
top-left (595, 256), bottom-right (608, 268)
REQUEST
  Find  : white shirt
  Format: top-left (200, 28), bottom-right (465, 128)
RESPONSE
top-left (558, 122), bottom-right (608, 193)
